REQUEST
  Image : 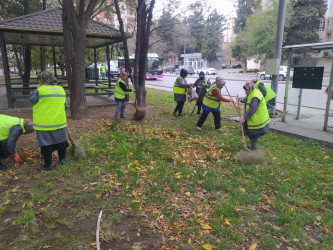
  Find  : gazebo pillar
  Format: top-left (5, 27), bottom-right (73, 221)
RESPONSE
top-left (52, 45), bottom-right (57, 77)
top-left (106, 45), bottom-right (111, 88)
top-left (0, 32), bottom-right (12, 109)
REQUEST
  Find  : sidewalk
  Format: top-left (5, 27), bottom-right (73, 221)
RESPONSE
top-left (1, 86), bottom-right (333, 148)
top-left (223, 103), bottom-right (333, 148)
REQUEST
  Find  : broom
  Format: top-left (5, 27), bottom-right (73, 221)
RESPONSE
top-left (224, 85), bottom-right (266, 164)
top-left (224, 85), bottom-right (248, 150)
top-left (66, 127), bottom-right (86, 159)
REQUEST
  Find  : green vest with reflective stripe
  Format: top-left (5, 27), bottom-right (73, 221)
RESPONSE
top-left (196, 77), bottom-right (209, 88)
top-left (203, 83), bottom-right (220, 108)
top-left (255, 81), bottom-right (276, 103)
top-left (33, 85), bottom-right (67, 131)
top-left (100, 65), bottom-right (106, 73)
top-left (246, 89), bottom-right (270, 130)
top-left (173, 76), bottom-right (186, 94)
top-left (0, 115), bottom-right (25, 141)
top-left (114, 78), bottom-right (128, 99)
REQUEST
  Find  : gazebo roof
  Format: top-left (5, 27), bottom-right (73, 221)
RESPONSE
top-left (0, 7), bottom-right (131, 48)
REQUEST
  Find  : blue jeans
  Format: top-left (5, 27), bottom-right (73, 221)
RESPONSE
top-left (115, 101), bottom-right (126, 119)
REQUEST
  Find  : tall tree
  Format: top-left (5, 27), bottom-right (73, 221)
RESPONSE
top-left (232, 0), bottom-right (261, 67)
top-left (133, 0), bottom-right (156, 120)
top-left (61, 0), bottom-right (100, 119)
top-left (285, 0), bottom-right (326, 45)
top-left (201, 9), bottom-right (226, 62)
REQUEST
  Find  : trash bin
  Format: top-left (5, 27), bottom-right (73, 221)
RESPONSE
top-left (86, 67), bottom-right (98, 80)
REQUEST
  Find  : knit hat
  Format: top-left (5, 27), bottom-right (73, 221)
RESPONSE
top-left (216, 77), bottom-right (226, 84)
top-left (41, 71), bottom-right (58, 85)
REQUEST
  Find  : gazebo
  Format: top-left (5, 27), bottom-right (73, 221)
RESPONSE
top-left (0, 7), bottom-right (131, 109)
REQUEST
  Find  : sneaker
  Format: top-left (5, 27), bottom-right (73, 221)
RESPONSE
top-left (173, 111), bottom-right (177, 117)
top-left (216, 128), bottom-right (225, 132)
top-left (37, 165), bottom-right (54, 171)
top-left (196, 126), bottom-right (202, 131)
top-left (120, 116), bottom-right (126, 118)
top-left (178, 114), bottom-right (185, 117)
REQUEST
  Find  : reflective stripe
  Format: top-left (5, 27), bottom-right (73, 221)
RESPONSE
top-left (39, 94), bottom-right (66, 98)
top-left (33, 122), bottom-right (67, 129)
top-left (114, 90), bottom-right (125, 97)
top-left (247, 118), bottom-right (270, 128)
top-left (205, 95), bottom-right (219, 102)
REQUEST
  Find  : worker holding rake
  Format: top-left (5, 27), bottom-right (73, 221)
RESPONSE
top-left (29, 71), bottom-right (69, 171)
top-left (237, 81), bottom-right (270, 150)
top-left (193, 71), bottom-right (211, 114)
top-left (173, 69), bottom-right (192, 117)
top-left (196, 77), bottom-right (234, 132)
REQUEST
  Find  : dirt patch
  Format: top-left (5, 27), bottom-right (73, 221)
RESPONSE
top-left (0, 104), bottom-right (161, 248)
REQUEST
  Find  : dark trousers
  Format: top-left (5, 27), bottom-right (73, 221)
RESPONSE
top-left (197, 110), bottom-right (221, 129)
top-left (174, 101), bottom-right (185, 114)
top-left (41, 141), bottom-right (69, 167)
top-left (196, 101), bottom-right (203, 113)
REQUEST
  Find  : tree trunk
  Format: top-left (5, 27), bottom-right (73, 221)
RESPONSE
top-left (62, 0), bottom-right (98, 119)
top-left (22, 0), bottom-right (31, 94)
top-left (62, 7), bottom-right (87, 119)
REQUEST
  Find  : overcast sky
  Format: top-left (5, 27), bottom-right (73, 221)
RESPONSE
top-left (154, 0), bottom-right (236, 18)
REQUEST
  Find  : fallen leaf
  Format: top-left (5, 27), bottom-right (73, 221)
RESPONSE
top-left (42, 246), bottom-right (53, 249)
top-left (201, 224), bottom-right (212, 230)
top-left (4, 200), bottom-right (10, 205)
top-left (22, 202), bottom-right (25, 208)
top-left (225, 218), bottom-right (230, 225)
top-left (323, 227), bottom-right (330, 234)
top-left (303, 201), bottom-right (310, 206)
top-left (11, 186), bottom-right (19, 192)
top-left (291, 206), bottom-right (295, 212)
top-left (202, 244), bottom-right (213, 250)
top-left (95, 194), bottom-right (101, 198)
top-left (188, 238), bottom-right (191, 244)
top-left (316, 215), bottom-right (322, 221)
top-left (287, 247), bottom-right (295, 250)
top-left (261, 205), bottom-right (268, 211)
top-left (91, 242), bottom-right (97, 248)
top-left (239, 187), bottom-right (246, 193)
top-left (249, 243), bottom-right (257, 250)
top-left (132, 190), bottom-right (138, 198)
top-left (185, 192), bottom-right (191, 197)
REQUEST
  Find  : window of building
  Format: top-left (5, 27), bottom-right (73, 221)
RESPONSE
top-left (317, 18), bottom-right (326, 32)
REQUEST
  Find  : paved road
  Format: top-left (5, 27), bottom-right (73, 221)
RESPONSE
top-left (146, 71), bottom-right (332, 111)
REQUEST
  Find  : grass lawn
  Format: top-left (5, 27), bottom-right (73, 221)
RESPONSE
top-left (0, 88), bottom-right (332, 249)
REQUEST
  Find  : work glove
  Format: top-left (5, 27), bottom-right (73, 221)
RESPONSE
top-left (13, 153), bottom-right (21, 162)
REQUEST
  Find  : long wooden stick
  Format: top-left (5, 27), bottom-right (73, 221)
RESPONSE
top-left (224, 85), bottom-right (248, 150)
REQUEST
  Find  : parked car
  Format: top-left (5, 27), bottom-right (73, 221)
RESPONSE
top-left (197, 67), bottom-right (217, 75)
top-left (164, 65), bottom-right (178, 73)
top-left (175, 66), bottom-right (195, 75)
top-left (222, 64), bottom-right (227, 69)
top-left (232, 64), bottom-right (242, 69)
top-left (108, 66), bottom-right (120, 78)
top-left (257, 66), bottom-right (288, 81)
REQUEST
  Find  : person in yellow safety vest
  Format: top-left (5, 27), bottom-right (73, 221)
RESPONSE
top-left (238, 81), bottom-right (270, 150)
top-left (0, 115), bottom-right (34, 170)
top-left (29, 71), bottom-right (69, 171)
top-left (251, 79), bottom-right (276, 113)
top-left (193, 71), bottom-right (211, 114)
top-left (173, 69), bottom-right (192, 117)
top-left (100, 64), bottom-right (106, 79)
top-left (196, 77), bottom-right (234, 132)
top-left (114, 71), bottom-right (134, 119)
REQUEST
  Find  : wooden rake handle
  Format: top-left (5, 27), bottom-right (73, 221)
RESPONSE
top-left (191, 86), bottom-right (203, 114)
top-left (224, 85), bottom-right (248, 151)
